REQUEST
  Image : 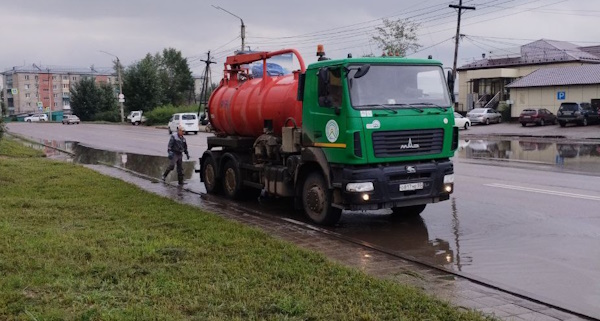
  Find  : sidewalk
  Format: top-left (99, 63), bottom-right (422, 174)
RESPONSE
top-left (461, 122), bottom-right (600, 142)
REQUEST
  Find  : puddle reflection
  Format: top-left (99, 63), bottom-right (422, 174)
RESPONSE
top-left (457, 139), bottom-right (600, 173)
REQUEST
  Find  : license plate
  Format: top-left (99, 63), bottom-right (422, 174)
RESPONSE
top-left (523, 116), bottom-right (530, 118)
top-left (399, 182), bottom-right (424, 191)
top-left (185, 123), bottom-right (194, 125)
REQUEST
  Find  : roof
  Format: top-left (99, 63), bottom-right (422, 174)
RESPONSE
top-left (458, 39), bottom-right (600, 71)
top-left (506, 65), bottom-right (600, 88)
top-left (2, 64), bottom-right (114, 75)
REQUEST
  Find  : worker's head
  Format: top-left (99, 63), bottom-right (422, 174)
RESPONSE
top-left (177, 127), bottom-right (184, 137)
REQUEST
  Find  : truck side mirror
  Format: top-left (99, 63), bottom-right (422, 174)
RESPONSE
top-left (318, 67), bottom-right (330, 85)
top-left (353, 64), bottom-right (370, 79)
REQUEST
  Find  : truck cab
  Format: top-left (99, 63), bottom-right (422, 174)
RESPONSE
top-left (297, 57), bottom-right (457, 222)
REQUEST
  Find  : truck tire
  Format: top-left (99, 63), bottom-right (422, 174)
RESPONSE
top-left (391, 204), bottom-right (426, 218)
top-left (302, 172), bottom-right (342, 225)
top-left (222, 160), bottom-right (242, 199)
top-left (202, 156), bottom-right (221, 194)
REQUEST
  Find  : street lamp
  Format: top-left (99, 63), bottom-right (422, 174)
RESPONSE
top-left (212, 5), bottom-right (245, 52)
top-left (99, 50), bottom-right (125, 123)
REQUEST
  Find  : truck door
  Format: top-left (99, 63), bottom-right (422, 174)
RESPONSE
top-left (306, 66), bottom-right (347, 162)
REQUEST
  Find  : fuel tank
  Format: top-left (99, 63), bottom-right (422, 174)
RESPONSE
top-left (208, 49), bottom-right (306, 137)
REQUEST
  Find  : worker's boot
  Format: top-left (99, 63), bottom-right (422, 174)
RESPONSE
top-left (178, 175), bottom-right (184, 186)
top-left (162, 170), bottom-right (169, 182)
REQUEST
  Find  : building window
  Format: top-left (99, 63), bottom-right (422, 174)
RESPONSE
top-left (25, 93), bottom-right (30, 98)
top-left (52, 76), bottom-right (56, 80)
top-left (25, 84), bottom-right (30, 89)
top-left (72, 76), bottom-right (77, 81)
top-left (63, 76), bottom-right (68, 80)
top-left (27, 102), bottom-right (31, 107)
top-left (54, 102), bottom-right (58, 107)
top-left (63, 84), bottom-right (68, 89)
top-left (25, 75), bottom-right (30, 80)
top-left (53, 94), bottom-right (58, 98)
top-left (35, 75), bottom-right (39, 80)
top-left (53, 85), bottom-right (57, 89)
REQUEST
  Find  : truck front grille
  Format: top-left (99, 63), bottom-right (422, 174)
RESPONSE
top-left (372, 129), bottom-right (444, 157)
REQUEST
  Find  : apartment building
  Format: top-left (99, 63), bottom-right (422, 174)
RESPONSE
top-left (1, 65), bottom-right (117, 118)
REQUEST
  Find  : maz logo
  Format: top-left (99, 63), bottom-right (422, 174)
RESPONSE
top-left (400, 138), bottom-right (420, 149)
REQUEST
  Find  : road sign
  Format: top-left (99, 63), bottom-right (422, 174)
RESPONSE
top-left (38, 106), bottom-right (43, 111)
top-left (557, 91), bottom-right (566, 100)
top-left (118, 94), bottom-right (125, 99)
top-left (118, 98), bottom-right (125, 103)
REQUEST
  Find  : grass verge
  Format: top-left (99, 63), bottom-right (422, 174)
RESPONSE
top-left (0, 142), bottom-right (496, 321)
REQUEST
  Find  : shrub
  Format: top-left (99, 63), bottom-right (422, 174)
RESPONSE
top-left (498, 102), bottom-right (511, 121)
top-left (94, 110), bottom-right (121, 122)
top-left (145, 104), bottom-right (199, 126)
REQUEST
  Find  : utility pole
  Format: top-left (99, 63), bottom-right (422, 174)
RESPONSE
top-left (212, 5), bottom-right (245, 52)
top-left (100, 50), bottom-right (125, 122)
top-left (198, 51), bottom-right (216, 118)
top-left (450, 0), bottom-right (475, 83)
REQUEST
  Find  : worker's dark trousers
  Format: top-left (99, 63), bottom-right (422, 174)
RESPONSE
top-left (163, 153), bottom-right (184, 184)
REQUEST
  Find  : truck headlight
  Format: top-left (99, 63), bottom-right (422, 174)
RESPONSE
top-left (346, 182), bottom-right (374, 192)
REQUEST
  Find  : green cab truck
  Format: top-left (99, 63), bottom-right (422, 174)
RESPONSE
top-left (200, 47), bottom-right (457, 225)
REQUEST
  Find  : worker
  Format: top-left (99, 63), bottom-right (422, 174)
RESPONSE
top-left (162, 126), bottom-right (190, 185)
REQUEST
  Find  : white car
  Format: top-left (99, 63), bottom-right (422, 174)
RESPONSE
top-left (168, 112), bottom-right (199, 135)
top-left (24, 114), bottom-right (49, 122)
top-left (62, 115), bottom-right (80, 125)
top-left (454, 112), bottom-right (471, 129)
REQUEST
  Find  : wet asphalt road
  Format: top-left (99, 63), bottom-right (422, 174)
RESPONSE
top-left (6, 121), bottom-right (600, 318)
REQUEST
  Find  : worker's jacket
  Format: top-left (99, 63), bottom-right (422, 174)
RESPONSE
top-left (168, 133), bottom-right (188, 155)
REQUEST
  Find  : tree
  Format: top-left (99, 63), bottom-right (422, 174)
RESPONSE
top-left (122, 54), bottom-right (164, 113)
top-left (70, 78), bottom-right (119, 121)
top-left (159, 48), bottom-right (194, 106)
top-left (372, 18), bottom-right (421, 57)
top-left (122, 48), bottom-right (194, 112)
top-left (70, 78), bottom-right (100, 121)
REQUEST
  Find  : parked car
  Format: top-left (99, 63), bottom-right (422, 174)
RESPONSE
top-left (168, 113), bottom-right (199, 135)
top-left (557, 102), bottom-right (599, 127)
top-left (519, 108), bottom-right (557, 126)
top-left (24, 114), bottom-right (49, 122)
top-left (466, 108), bottom-right (502, 125)
top-left (454, 112), bottom-right (471, 129)
top-left (62, 114), bottom-right (80, 125)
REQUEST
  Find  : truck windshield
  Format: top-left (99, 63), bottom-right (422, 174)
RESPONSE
top-left (348, 65), bottom-right (451, 109)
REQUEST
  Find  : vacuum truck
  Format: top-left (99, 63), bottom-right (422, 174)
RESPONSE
top-left (199, 46), bottom-right (458, 225)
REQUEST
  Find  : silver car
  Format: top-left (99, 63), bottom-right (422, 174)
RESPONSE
top-left (467, 108), bottom-right (502, 125)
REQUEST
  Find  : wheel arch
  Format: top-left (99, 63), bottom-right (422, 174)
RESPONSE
top-left (296, 147), bottom-right (332, 189)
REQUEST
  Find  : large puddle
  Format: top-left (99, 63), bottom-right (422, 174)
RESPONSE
top-left (456, 139), bottom-right (600, 174)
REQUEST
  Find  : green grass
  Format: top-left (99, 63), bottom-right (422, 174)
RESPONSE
top-left (0, 143), bottom-right (496, 321)
top-left (0, 137), bottom-right (45, 158)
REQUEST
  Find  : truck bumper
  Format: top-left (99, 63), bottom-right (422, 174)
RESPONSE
top-left (332, 159), bottom-right (454, 211)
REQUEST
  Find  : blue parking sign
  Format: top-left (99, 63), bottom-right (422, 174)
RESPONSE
top-left (557, 91), bottom-right (566, 100)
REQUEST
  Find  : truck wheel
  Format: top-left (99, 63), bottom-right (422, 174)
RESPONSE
top-left (222, 160), bottom-right (242, 199)
top-left (559, 121), bottom-right (566, 127)
top-left (391, 204), bottom-right (426, 218)
top-left (302, 172), bottom-right (342, 225)
top-left (202, 156), bottom-right (221, 194)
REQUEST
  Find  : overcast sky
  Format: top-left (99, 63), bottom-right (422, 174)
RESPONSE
top-left (2, 0), bottom-right (600, 79)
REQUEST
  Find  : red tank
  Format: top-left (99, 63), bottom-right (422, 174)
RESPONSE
top-left (208, 49), bottom-right (306, 137)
